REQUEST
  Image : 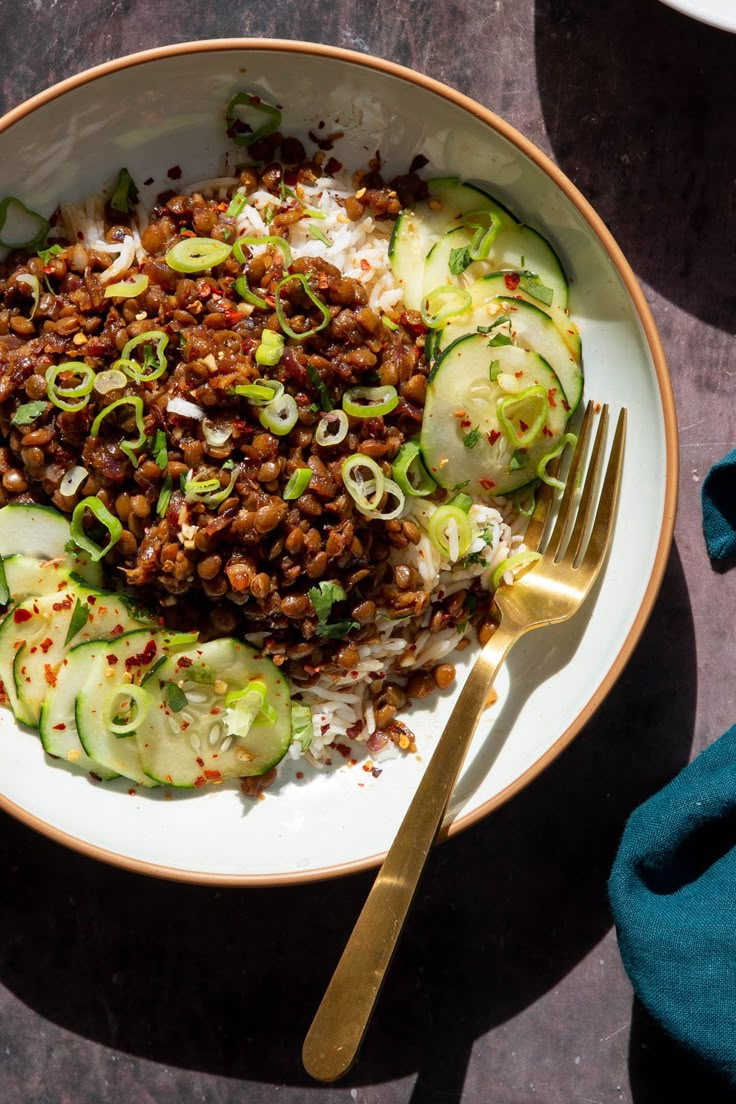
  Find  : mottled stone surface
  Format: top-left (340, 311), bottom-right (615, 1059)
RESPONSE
top-left (1, 2), bottom-right (735, 1101)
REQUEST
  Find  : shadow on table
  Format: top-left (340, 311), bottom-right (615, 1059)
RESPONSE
top-left (534, 0), bottom-right (736, 333)
top-left (0, 543), bottom-right (695, 1100)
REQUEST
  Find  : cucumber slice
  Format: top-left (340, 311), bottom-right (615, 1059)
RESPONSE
top-left (0, 503), bottom-right (104, 586)
top-left (136, 638), bottom-right (292, 788)
top-left (439, 297), bottom-right (583, 413)
top-left (69, 629), bottom-right (165, 785)
top-left (2, 554), bottom-right (73, 603)
top-left (421, 336), bottom-right (568, 496)
top-left (13, 582), bottom-right (152, 727)
top-left (0, 597), bottom-right (51, 723)
top-left (390, 180), bottom-right (515, 310)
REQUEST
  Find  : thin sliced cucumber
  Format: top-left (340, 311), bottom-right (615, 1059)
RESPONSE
top-left (421, 336), bottom-right (568, 496)
top-left (70, 629), bottom-right (165, 785)
top-left (390, 180), bottom-right (515, 310)
top-left (2, 554), bottom-right (73, 604)
top-left (13, 582), bottom-right (152, 726)
top-left (0, 503), bottom-right (103, 586)
top-left (0, 598), bottom-right (50, 723)
top-left (136, 638), bottom-right (292, 788)
top-left (439, 296), bottom-right (583, 412)
top-left (450, 271), bottom-right (580, 356)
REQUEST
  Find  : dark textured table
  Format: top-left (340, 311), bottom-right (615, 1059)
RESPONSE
top-left (1, 3), bottom-right (735, 1102)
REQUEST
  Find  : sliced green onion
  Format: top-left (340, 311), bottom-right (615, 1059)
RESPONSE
top-left (308, 224), bottom-right (331, 247)
top-left (46, 361), bottom-right (95, 412)
top-left (381, 315), bottom-right (399, 332)
top-left (109, 168), bottom-right (140, 215)
top-left (15, 273), bottom-right (40, 318)
top-left (274, 273), bottom-right (331, 340)
top-left (104, 683), bottom-right (152, 736)
top-left (94, 368), bottom-right (127, 395)
top-left (497, 385), bottom-right (550, 449)
top-left (233, 234), bottom-right (291, 267)
top-left (463, 208), bottom-right (503, 260)
top-left (234, 275), bottom-right (269, 308)
top-left (119, 329), bottom-right (169, 382)
top-left (359, 477), bottom-right (405, 521)
top-left (225, 192), bottom-right (249, 218)
top-left (156, 473), bottom-right (173, 517)
top-left (342, 385), bottom-right (399, 419)
top-left (392, 441), bottom-right (436, 498)
top-left (226, 92), bottom-right (281, 147)
top-left (258, 393), bottom-right (298, 436)
top-left (104, 273), bottom-right (149, 299)
top-left (0, 196), bottom-right (49, 251)
top-left (255, 330), bottom-right (285, 366)
top-left (491, 550), bottom-right (542, 591)
top-left (224, 678), bottom-right (274, 737)
top-left (306, 363), bottom-right (333, 411)
top-left (291, 702), bottom-right (313, 750)
top-left (537, 432), bottom-right (577, 491)
top-left (162, 630), bottom-right (200, 651)
top-left (515, 484), bottom-right (538, 516)
top-left (283, 467), bottom-right (312, 500)
top-left (185, 467), bottom-right (238, 506)
top-left (70, 497), bottom-right (123, 562)
top-left (342, 454), bottom-right (386, 512)
top-left (428, 504), bottom-right (473, 561)
top-left (315, 410), bottom-right (348, 447)
top-left (166, 236), bottom-right (232, 273)
top-left (202, 419), bottom-right (233, 448)
top-left (91, 395), bottom-right (146, 465)
top-left (234, 379), bottom-right (284, 404)
top-left (449, 492), bottom-right (473, 513)
top-left (420, 285), bottom-right (472, 329)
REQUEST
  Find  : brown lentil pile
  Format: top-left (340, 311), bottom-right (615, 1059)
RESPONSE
top-left (0, 143), bottom-right (493, 746)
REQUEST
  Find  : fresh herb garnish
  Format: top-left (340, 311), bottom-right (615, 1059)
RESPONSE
top-left (109, 168), bottom-right (140, 215)
top-left (488, 332), bottom-right (512, 347)
top-left (309, 580), bottom-right (347, 623)
top-left (291, 702), bottom-right (313, 751)
top-left (489, 359), bottom-right (501, 381)
top-left (453, 480), bottom-right (470, 492)
top-left (37, 243), bottom-right (63, 265)
top-left (64, 597), bottom-right (90, 646)
top-left (185, 664), bottom-right (216, 685)
top-left (156, 473), bottom-right (173, 517)
top-left (0, 557), bottom-right (9, 606)
top-left (306, 364), bottom-right (334, 411)
top-left (448, 246), bottom-right (473, 275)
top-left (279, 180), bottom-right (297, 201)
top-left (477, 314), bottom-right (510, 335)
top-left (509, 449), bottom-right (527, 471)
top-left (316, 619), bottom-right (360, 640)
top-left (11, 400), bottom-right (47, 427)
top-left (165, 682), bottom-right (188, 712)
top-left (152, 428), bottom-right (168, 470)
top-left (519, 271), bottom-right (553, 307)
top-left (307, 224), bottom-right (331, 247)
top-left (462, 427), bottom-right (481, 449)
top-left (264, 205), bottom-right (276, 225)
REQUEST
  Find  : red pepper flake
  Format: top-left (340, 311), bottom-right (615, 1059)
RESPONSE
top-left (87, 594), bottom-right (96, 605)
top-left (193, 776), bottom-right (206, 788)
top-left (504, 272), bottom-right (521, 290)
top-left (514, 371), bottom-right (524, 378)
top-left (125, 639), bottom-right (158, 669)
top-left (52, 596), bottom-right (73, 612)
top-left (204, 769), bottom-right (222, 780)
top-left (40, 637), bottom-right (54, 654)
top-left (44, 664), bottom-right (57, 688)
top-left (196, 757), bottom-right (205, 767)
top-left (487, 429), bottom-right (501, 445)
top-left (334, 743), bottom-right (352, 759)
top-left (106, 654), bottom-right (119, 665)
top-left (177, 656), bottom-right (193, 667)
top-left (480, 477), bottom-right (496, 490)
top-left (562, 399), bottom-right (571, 412)
top-left (542, 426), bottom-right (553, 437)
top-left (167, 164), bottom-right (182, 180)
top-left (296, 771), bottom-right (304, 780)
top-left (346, 722), bottom-right (364, 740)
top-left (372, 766), bottom-right (383, 779)
top-left (109, 624), bottom-right (124, 637)
top-left (461, 419), bottom-right (472, 428)
top-left (547, 388), bottom-right (557, 407)
top-left (52, 723), bottom-right (66, 731)
top-left (519, 420), bottom-right (529, 432)
top-left (13, 608), bottom-right (32, 623)
top-left (180, 228), bottom-right (196, 238)
top-left (360, 259), bottom-right (371, 271)
top-left (222, 309), bottom-right (242, 326)
top-left (128, 788), bottom-right (137, 796)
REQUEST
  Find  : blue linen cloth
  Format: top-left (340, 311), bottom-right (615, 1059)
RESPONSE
top-left (609, 451), bottom-right (736, 1085)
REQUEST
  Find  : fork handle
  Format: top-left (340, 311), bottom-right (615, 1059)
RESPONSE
top-left (302, 616), bottom-right (523, 1082)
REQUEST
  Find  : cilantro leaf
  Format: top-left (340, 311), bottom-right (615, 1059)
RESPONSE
top-left (477, 314), bottom-right (510, 335)
top-left (11, 400), bottom-right (47, 427)
top-left (309, 581), bottom-right (347, 623)
top-left (165, 682), bottom-right (188, 712)
top-left (463, 426), bottom-right (481, 449)
top-left (152, 428), bottom-right (168, 470)
top-left (519, 271), bottom-right (554, 307)
top-left (307, 224), bottom-right (331, 247)
top-left (316, 619), bottom-right (360, 640)
top-left (64, 597), bottom-right (90, 646)
top-left (448, 246), bottom-right (472, 275)
top-left (488, 332), bottom-right (512, 347)
top-left (38, 243), bottom-right (63, 264)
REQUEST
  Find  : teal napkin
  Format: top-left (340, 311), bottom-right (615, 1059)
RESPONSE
top-left (702, 447), bottom-right (736, 560)
top-left (609, 725), bottom-right (736, 1086)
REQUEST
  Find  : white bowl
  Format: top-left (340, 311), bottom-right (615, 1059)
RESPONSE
top-left (0, 40), bottom-right (677, 885)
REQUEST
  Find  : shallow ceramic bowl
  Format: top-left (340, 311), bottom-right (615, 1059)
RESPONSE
top-left (0, 40), bottom-right (677, 884)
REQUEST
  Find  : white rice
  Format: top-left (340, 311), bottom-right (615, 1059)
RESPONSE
top-left (61, 167), bottom-right (528, 763)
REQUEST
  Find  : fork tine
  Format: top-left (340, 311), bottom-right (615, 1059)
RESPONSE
top-left (546, 400), bottom-right (594, 560)
top-left (581, 407), bottom-right (627, 569)
top-left (522, 461), bottom-right (557, 551)
top-left (565, 404), bottom-right (609, 564)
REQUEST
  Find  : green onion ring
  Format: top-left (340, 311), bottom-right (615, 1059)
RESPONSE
top-left (274, 273), bottom-right (331, 340)
top-left (315, 410), bottom-right (348, 447)
top-left (462, 208), bottom-right (503, 260)
top-left (537, 433), bottom-right (577, 491)
top-left (234, 379), bottom-right (283, 405)
top-left (283, 467), bottom-right (312, 500)
top-left (15, 273), bottom-right (40, 318)
top-left (420, 286), bottom-right (472, 329)
top-left (166, 236), bottom-right (232, 274)
top-left (497, 385), bottom-right (550, 449)
top-left (255, 331), bottom-right (285, 367)
top-left (449, 492), bottom-right (473, 513)
top-left (104, 683), bottom-right (152, 736)
top-left (392, 440), bottom-right (436, 498)
top-left (226, 92), bottom-right (281, 148)
top-left (90, 395), bottom-right (147, 465)
top-left (118, 330), bottom-right (169, 383)
top-left (427, 504), bottom-right (473, 561)
top-left (342, 454), bottom-right (385, 511)
top-left (185, 467), bottom-right (238, 506)
top-left (357, 477), bottom-right (405, 521)
top-left (70, 497), bottom-right (123, 562)
top-left (233, 234), bottom-right (291, 267)
top-left (225, 192), bottom-right (249, 218)
top-left (234, 274), bottom-right (269, 309)
top-left (0, 196), bottom-right (49, 251)
top-left (491, 550), bottom-right (542, 591)
top-left (46, 361), bottom-right (96, 412)
top-left (342, 385), bottom-right (399, 419)
top-left (258, 393), bottom-right (298, 436)
top-left (104, 273), bottom-right (149, 299)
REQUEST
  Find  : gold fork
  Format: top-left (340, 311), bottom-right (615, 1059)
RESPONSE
top-left (302, 401), bottom-right (626, 1082)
